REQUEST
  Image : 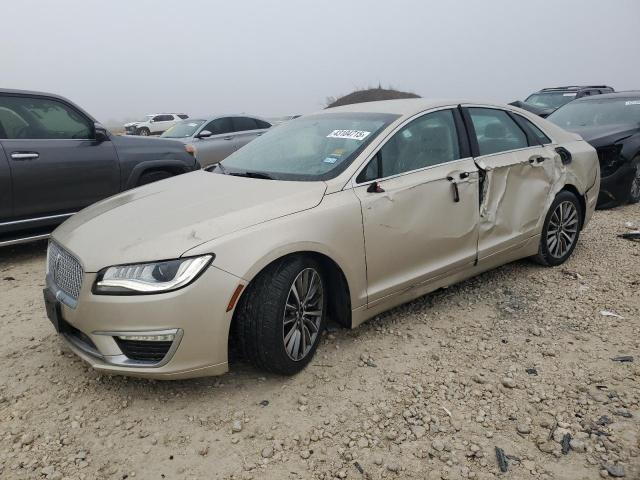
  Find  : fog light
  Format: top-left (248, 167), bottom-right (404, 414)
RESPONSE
top-left (117, 334), bottom-right (175, 342)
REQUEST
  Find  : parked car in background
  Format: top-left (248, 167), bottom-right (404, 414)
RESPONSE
top-left (0, 89), bottom-right (199, 247)
top-left (124, 113), bottom-right (189, 136)
top-left (44, 99), bottom-right (598, 379)
top-left (160, 115), bottom-right (271, 167)
top-left (548, 91), bottom-right (640, 208)
top-left (515, 85), bottom-right (615, 118)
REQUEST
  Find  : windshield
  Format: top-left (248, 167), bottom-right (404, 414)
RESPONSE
top-left (161, 120), bottom-right (205, 138)
top-left (137, 115), bottom-right (153, 123)
top-left (548, 98), bottom-right (640, 129)
top-left (525, 92), bottom-right (576, 109)
top-left (218, 112), bottom-right (399, 181)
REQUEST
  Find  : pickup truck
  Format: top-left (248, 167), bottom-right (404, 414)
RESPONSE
top-left (0, 89), bottom-right (199, 247)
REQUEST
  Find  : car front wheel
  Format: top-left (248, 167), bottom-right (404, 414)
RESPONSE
top-left (235, 255), bottom-right (327, 375)
top-left (533, 190), bottom-right (583, 266)
top-left (137, 127), bottom-right (150, 136)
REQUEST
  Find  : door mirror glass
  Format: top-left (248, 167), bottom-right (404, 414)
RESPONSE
top-left (197, 130), bottom-right (213, 138)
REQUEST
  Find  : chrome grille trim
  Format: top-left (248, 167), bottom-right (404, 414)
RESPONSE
top-left (47, 242), bottom-right (84, 302)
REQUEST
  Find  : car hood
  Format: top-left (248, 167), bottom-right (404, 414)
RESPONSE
top-left (563, 125), bottom-right (640, 149)
top-left (124, 121), bottom-right (142, 127)
top-left (53, 171), bottom-right (327, 271)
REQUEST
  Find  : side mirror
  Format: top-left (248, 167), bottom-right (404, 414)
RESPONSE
top-left (197, 130), bottom-right (213, 139)
top-left (94, 123), bottom-right (109, 142)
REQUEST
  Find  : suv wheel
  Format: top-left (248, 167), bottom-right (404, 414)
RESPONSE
top-left (137, 127), bottom-right (150, 136)
top-left (235, 255), bottom-right (327, 375)
top-left (533, 191), bottom-right (583, 266)
top-left (138, 170), bottom-right (172, 186)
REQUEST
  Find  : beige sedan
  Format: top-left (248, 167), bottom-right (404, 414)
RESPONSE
top-left (44, 99), bottom-right (600, 379)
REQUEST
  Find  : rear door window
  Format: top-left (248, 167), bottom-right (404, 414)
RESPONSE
top-left (232, 117), bottom-right (259, 132)
top-left (0, 95), bottom-right (92, 139)
top-left (468, 108), bottom-right (528, 156)
top-left (515, 115), bottom-right (552, 145)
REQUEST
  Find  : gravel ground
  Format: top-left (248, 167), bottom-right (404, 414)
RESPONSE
top-left (0, 205), bottom-right (639, 480)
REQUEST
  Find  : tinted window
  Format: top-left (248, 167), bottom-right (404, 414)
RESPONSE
top-left (152, 115), bottom-right (164, 122)
top-left (0, 95), bottom-right (91, 140)
top-left (177, 114), bottom-right (189, 119)
top-left (516, 115), bottom-right (552, 144)
top-left (203, 117), bottom-right (233, 135)
top-left (232, 117), bottom-right (259, 132)
top-left (255, 119), bottom-right (271, 129)
top-left (358, 109), bottom-right (461, 182)
top-left (468, 108), bottom-right (528, 156)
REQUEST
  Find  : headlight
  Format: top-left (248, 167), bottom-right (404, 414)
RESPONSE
top-left (93, 255), bottom-right (213, 295)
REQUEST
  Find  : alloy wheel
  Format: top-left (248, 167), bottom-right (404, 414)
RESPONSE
top-left (546, 201), bottom-right (579, 258)
top-left (283, 268), bottom-right (323, 361)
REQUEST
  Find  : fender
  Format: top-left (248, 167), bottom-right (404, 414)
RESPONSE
top-left (124, 160), bottom-right (191, 189)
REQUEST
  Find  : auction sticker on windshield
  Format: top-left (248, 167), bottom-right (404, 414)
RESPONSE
top-left (563, 93), bottom-right (577, 97)
top-left (327, 130), bottom-right (371, 141)
top-left (625, 100), bottom-right (640, 106)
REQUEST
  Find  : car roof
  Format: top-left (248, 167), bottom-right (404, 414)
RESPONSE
top-left (572, 90), bottom-right (640, 102)
top-left (312, 98), bottom-right (512, 117)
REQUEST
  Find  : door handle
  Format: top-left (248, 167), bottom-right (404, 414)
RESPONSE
top-left (223, 136), bottom-right (233, 141)
top-left (11, 152), bottom-right (39, 160)
top-left (446, 176), bottom-right (460, 202)
top-left (459, 171), bottom-right (470, 179)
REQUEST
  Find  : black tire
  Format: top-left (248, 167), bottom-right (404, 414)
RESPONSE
top-left (628, 156), bottom-right (640, 204)
top-left (533, 190), bottom-right (583, 267)
top-left (138, 170), bottom-right (172, 186)
top-left (234, 255), bottom-right (327, 375)
top-left (137, 127), bottom-right (150, 136)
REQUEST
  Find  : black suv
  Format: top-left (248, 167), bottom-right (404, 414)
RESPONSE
top-left (513, 85), bottom-right (615, 118)
top-left (0, 89), bottom-right (199, 247)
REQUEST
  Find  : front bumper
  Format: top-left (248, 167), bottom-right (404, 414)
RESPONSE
top-left (597, 161), bottom-right (635, 209)
top-left (46, 264), bottom-right (243, 379)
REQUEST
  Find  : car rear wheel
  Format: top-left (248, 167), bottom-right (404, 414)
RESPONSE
top-left (628, 156), bottom-right (640, 204)
top-left (533, 190), bottom-right (583, 267)
top-left (137, 127), bottom-right (150, 136)
top-left (234, 255), bottom-right (327, 375)
top-left (138, 170), bottom-right (172, 186)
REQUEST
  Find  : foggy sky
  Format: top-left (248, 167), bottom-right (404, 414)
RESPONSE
top-left (3, 0), bottom-right (639, 124)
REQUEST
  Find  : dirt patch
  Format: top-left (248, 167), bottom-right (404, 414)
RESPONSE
top-left (1, 206), bottom-right (639, 479)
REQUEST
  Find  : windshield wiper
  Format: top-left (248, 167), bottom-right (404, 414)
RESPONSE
top-left (230, 171), bottom-right (274, 180)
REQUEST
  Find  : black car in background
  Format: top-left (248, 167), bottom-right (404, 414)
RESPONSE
top-left (514, 85), bottom-right (615, 118)
top-left (0, 89), bottom-right (200, 247)
top-left (548, 91), bottom-right (640, 208)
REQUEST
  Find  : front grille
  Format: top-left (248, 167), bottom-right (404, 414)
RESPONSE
top-left (597, 146), bottom-right (623, 177)
top-left (115, 339), bottom-right (173, 363)
top-left (48, 242), bottom-right (84, 301)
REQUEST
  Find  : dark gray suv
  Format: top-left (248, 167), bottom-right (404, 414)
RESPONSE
top-left (0, 89), bottom-right (199, 247)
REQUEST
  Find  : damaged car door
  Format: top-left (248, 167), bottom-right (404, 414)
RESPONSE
top-left (462, 106), bottom-right (561, 259)
top-left (353, 108), bottom-right (480, 304)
